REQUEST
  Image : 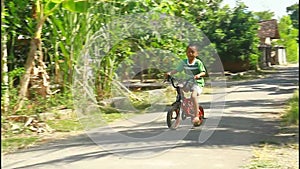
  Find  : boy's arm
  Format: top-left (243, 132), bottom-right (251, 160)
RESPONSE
top-left (194, 72), bottom-right (206, 79)
top-left (194, 59), bottom-right (206, 79)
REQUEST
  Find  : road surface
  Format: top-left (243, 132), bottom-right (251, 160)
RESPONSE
top-left (2, 64), bottom-right (299, 169)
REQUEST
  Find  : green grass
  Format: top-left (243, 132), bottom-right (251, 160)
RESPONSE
top-left (46, 119), bottom-right (84, 132)
top-left (246, 160), bottom-right (280, 169)
top-left (101, 112), bottom-right (125, 123)
top-left (282, 90), bottom-right (299, 125)
top-left (1, 110), bottom-right (127, 154)
top-left (2, 136), bottom-right (39, 154)
top-left (244, 91), bottom-right (299, 169)
top-left (244, 144), bottom-right (298, 169)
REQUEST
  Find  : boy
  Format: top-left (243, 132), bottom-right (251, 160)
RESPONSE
top-left (166, 44), bottom-right (206, 126)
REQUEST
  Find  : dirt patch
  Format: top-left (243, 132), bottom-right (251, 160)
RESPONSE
top-left (245, 125), bottom-right (299, 169)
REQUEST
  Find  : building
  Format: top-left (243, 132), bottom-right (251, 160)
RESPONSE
top-left (258, 19), bottom-right (287, 67)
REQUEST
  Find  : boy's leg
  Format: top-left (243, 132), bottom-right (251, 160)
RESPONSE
top-left (191, 85), bottom-right (203, 123)
top-left (191, 90), bottom-right (199, 121)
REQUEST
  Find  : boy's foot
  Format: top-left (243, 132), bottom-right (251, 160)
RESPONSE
top-left (192, 117), bottom-right (200, 123)
top-left (192, 117), bottom-right (201, 126)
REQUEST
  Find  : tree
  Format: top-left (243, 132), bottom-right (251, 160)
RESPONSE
top-left (253, 10), bottom-right (274, 21)
top-left (14, 0), bottom-right (60, 112)
top-left (276, 16), bottom-right (299, 63)
top-left (1, 0), bottom-right (9, 114)
top-left (14, 0), bottom-right (90, 112)
top-left (213, 2), bottom-right (260, 68)
top-left (287, 3), bottom-right (299, 29)
top-left (5, 0), bottom-right (266, 114)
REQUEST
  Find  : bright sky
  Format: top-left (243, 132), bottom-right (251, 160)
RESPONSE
top-left (221, 0), bottom-right (299, 19)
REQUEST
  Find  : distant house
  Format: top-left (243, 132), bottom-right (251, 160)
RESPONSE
top-left (258, 19), bottom-right (287, 67)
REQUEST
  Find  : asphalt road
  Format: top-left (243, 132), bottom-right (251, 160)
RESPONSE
top-left (2, 64), bottom-right (299, 169)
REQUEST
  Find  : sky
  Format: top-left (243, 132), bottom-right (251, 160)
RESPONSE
top-left (221, 0), bottom-right (299, 19)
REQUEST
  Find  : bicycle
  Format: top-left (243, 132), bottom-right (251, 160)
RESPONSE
top-left (165, 75), bottom-right (204, 129)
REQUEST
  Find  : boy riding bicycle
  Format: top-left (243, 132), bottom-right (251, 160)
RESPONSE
top-left (165, 44), bottom-right (206, 126)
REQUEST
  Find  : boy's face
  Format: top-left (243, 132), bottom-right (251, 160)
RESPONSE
top-left (186, 46), bottom-right (198, 60)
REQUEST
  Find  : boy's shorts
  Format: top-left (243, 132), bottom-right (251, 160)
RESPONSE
top-left (191, 84), bottom-right (203, 96)
top-left (183, 83), bottom-right (203, 96)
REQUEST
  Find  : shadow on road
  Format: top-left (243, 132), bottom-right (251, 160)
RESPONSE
top-left (4, 65), bottom-right (299, 169)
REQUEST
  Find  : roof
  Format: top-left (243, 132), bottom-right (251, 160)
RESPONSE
top-left (258, 19), bottom-right (280, 39)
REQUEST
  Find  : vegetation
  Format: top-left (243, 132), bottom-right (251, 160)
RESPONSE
top-left (245, 144), bottom-right (298, 169)
top-left (1, 0), bottom-right (269, 114)
top-left (276, 16), bottom-right (299, 63)
top-left (282, 90), bottom-right (299, 125)
top-left (245, 90), bottom-right (299, 169)
top-left (287, 3), bottom-right (299, 29)
top-left (253, 10), bottom-right (274, 21)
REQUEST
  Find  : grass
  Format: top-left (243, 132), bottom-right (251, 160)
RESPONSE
top-left (1, 110), bottom-right (126, 154)
top-left (101, 112), bottom-right (125, 123)
top-left (2, 136), bottom-right (39, 154)
top-left (244, 90), bottom-right (299, 169)
top-left (244, 144), bottom-right (299, 169)
top-left (282, 90), bottom-right (299, 125)
top-left (46, 118), bottom-right (84, 132)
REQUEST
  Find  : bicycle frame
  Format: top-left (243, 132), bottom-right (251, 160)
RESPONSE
top-left (166, 75), bottom-right (197, 118)
top-left (165, 75), bottom-right (204, 129)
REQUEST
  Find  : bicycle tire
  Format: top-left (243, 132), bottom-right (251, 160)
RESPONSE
top-left (167, 106), bottom-right (181, 129)
top-left (199, 105), bottom-right (204, 119)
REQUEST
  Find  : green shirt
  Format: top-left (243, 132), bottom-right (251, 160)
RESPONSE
top-left (176, 58), bottom-right (206, 87)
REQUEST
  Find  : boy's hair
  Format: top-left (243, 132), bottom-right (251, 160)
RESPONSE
top-left (187, 43), bottom-right (199, 50)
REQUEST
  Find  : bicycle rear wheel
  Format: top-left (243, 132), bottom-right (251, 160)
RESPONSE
top-left (199, 105), bottom-right (204, 119)
top-left (167, 106), bottom-right (180, 129)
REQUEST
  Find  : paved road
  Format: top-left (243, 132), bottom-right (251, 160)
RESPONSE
top-left (2, 64), bottom-right (299, 169)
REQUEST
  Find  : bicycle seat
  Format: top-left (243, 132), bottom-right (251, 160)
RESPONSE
top-left (177, 83), bottom-right (184, 88)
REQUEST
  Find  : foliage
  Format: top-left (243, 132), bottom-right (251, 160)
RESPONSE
top-left (253, 10), bottom-right (274, 21)
top-left (286, 3), bottom-right (299, 29)
top-left (282, 90), bottom-right (299, 125)
top-left (7, 67), bottom-right (25, 87)
top-left (276, 16), bottom-right (299, 63)
top-left (213, 2), bottom-right (260, 66)
top-left (6, 86), bottom-right (73, 116)
top-left (5, 0), bottom-right (36, 70)
top-left (3, 0), bottom-right (265, 114)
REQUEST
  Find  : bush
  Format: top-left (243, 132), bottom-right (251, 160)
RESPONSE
top-left (282, 90), bottom-right (299, 125)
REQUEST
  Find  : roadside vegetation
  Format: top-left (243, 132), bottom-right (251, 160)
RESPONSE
top-left (245, 89), bottom-right (299, 169)
top-left (282, 90), bottom-right (299, 125)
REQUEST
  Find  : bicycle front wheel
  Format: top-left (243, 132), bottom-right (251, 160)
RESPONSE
top-left (166, 106), bottom-right (181, 129)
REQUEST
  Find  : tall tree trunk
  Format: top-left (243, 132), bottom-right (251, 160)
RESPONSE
top-left (14, 3), bottom-right (47, 113)
top-left (14, 37), bottom-right (42, 112)
top-left (1, 34), bottom-right (9, 113)
top-left (1, 35), bottom-right (10, 114)
top-left (1, 0), bottom-right (9, 114)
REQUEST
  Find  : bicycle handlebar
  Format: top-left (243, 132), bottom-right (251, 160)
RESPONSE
top-left (165, 75), bottom-right (195, 89)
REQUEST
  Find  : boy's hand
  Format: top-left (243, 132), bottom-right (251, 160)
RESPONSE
top-left (165, 72), bottom-right (171, 78)
top-left (194, 74), bottom-right (200, 79)
top-left (194, 72), bottom-right (205, 79)
top-left (165, 70), bottom-right (177, 78)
